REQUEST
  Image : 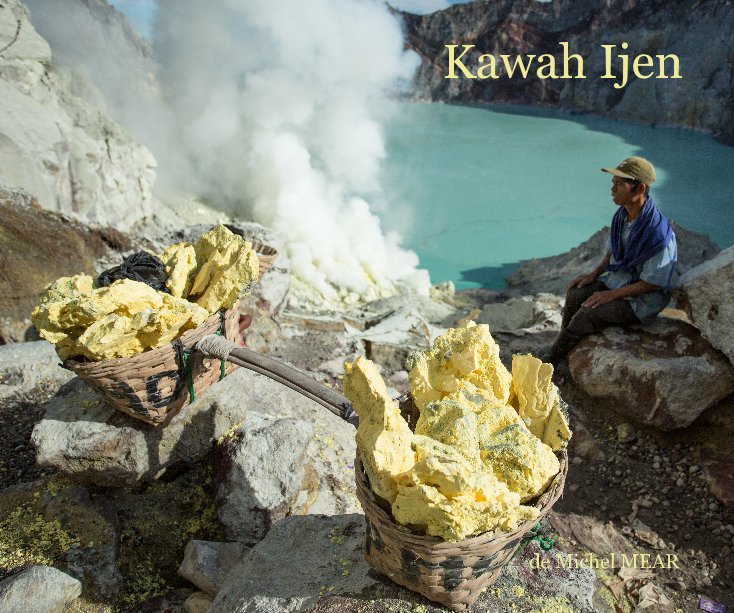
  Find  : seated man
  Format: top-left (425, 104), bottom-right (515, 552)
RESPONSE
top-left (544, 156), bottom-right (677, 367)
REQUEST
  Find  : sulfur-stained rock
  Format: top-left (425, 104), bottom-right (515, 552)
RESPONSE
top-left (161, 242), bottom-right (198, 298)
top-left (408, 321), bottom-right (512, 412)
top-left (189, 225), bottom-right (259, 313)
top-left (343, 356), bottom-right (414, 504)
top-left (510, 354), bottom-right (571, 451)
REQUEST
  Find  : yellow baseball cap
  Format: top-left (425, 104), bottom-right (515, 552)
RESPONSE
top-left (601, 156), bottom-right (656, 185)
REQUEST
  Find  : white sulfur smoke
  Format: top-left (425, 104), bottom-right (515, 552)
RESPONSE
top-left (153, 0), bottom-right (429, 306)
top-left (26, 0), bottom-right (431, 306)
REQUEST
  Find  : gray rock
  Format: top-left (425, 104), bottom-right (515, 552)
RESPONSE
top-left (477, 296), bottom-right (536, 330)
top-left (213, 413), bottom-right (313, 544)
top-left (185, 591), bottom-right (214, 613)
top-left (0, 341), bottom-right (73, 401)
top-left (178, 540), bottom-right (248, 597)
top-left (676, 245), bottom-right (734, 367)
top-left (32, 366), bottom-right (361, 514)
top-left (617, 423), bottom-right (637, 444)
top-left (568, 319), bottom-right (734, 430)
top-left (211, 513), bottom-right (598, 613)
top-left (0, 565), bottom-right (81, 613)
top-left (346, 290), bottom-right (455, 326)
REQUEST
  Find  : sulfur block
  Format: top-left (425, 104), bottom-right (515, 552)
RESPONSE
top-left (409, 322), bottom-right (512, 412)
top-left (479, 422), bottom-right (560, 503)
top-left (56, 280), bottom-right (163, 329)
top-left (392, 465), bottom-right (538, 541)
top-left (415, 399), bottom-right (481, 468)
top-left (510, 354), bottom-right (571, 451)
top-left (194, 224), bottom-right (238, 264)
top-left (161, 242), bottom-right (197, 298)
top-left (32, 274), bottom-right (96, 345)
top-left (343, 357), bottom-right (415, 503)
top-left (40, 274), bottom-right (95, 304)
top-left (189, 227), bottom-right (259, 313)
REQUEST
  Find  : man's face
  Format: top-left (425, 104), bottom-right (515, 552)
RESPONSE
top-left (611, 177), bottom-right (636, 207)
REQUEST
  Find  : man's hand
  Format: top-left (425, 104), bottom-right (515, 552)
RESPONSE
top-left (567, 272), bottom-right (597, 290)
top-left (582, 290), bottom-right (619, 309)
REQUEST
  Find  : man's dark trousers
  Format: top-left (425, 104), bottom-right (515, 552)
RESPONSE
top-left (548, 280), bottom-right (639, 364)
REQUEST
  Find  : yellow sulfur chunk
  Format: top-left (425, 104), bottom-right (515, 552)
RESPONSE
top-left (32, 274), bottom-right (96, 345)
top-left (194, 224), bottom-right (238, 263)
top-left (189, 227), bottom-right (259, 313)
top-left (479, 422), bottom-right (560, 503)
top-left (510, 354), bottom-right (571, 451)
top-left (56, 280), bottom-right (163, 329)
top-left (161, 243), bottom-right (197, 298)
top-left (415, 399), bottom-right (481, 468)
top-left (392, 463), bottom-right (538, 541)
top-left (39, 274), bottom-right (95, 304)
top-left (476, 403), bottom-right (526, 438)
top-left (343, 357), bottom-right (415, 504)
top-left (409, 322), bottom-right (512, 413)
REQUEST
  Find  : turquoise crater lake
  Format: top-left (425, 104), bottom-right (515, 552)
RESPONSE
top-left (381, 103), bottom-right (734, 289)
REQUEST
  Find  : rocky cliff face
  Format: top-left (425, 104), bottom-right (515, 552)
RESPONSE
top-left (0, 0), bottom-right (156, 229)
top-left (400, 0), bottom-right (734, 142)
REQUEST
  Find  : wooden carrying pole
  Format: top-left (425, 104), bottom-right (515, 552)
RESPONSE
top-left (195, 334), bottom-right (355, 424)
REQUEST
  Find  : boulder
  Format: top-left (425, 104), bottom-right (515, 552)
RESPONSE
top-left (184, 591), bottom-right (214, 613)
top-left (675, 245), bottom-right (734, 367)
top-left (0, 341), bottom-right (74, 401)
top-left (568, 319), bottom-right (734, 430)
top-left (32, 367), bottom-right (361, 515)
top-left (210, 514), bottom-right (600, 613)
top-left (178, 540), bottom-right (248, 597)
top-left (0, 565), bottom-right (81, 613)
top-left (0, 0), bottom-right (156, 229)
top-left (213, 413), bottom-right (314, 544)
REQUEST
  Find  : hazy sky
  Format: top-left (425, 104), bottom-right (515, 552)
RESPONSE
top-left (108, 0), bottom-right (471, 39)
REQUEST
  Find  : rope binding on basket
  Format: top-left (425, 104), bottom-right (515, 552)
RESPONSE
top-left (173, 310), bottom-right (230, 404)
top-left (511, 522), bottom-right (554, 561)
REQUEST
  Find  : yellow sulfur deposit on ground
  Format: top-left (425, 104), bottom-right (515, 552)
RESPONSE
top-left (32, 225), bottom-right (259, 361)
top-left (345, 321), bottom-right (571, 542)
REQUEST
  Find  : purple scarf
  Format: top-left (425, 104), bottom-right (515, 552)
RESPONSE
top-left (607, 196), bottom-right (672, 279)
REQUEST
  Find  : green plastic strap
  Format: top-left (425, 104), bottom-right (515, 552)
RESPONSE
top-left (215, 326), bottom-right (226, 381)
top-left (183, 349), bottom-right (195, 403)
top-left (511, 523), bottom-right (555, 561)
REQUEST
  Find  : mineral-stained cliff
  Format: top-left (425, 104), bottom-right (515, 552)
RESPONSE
top-left (0, 0), bottom-right (156, 229)
top-left (399, 0), bottom-right (734, 142)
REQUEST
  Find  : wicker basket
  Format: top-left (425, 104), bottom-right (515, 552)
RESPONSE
top-left (251, 240), bottom-right (278, 277)
top-left (63, 306), bottom-right (240, 426)
top-left (355, 450), bottom-right (567, 611)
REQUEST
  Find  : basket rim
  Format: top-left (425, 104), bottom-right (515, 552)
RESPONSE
top-left (355, 448), bottom-right (567, 548)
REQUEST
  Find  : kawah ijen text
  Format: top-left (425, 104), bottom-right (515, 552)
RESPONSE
top-left (445, 42), bottom-right (682, 89)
